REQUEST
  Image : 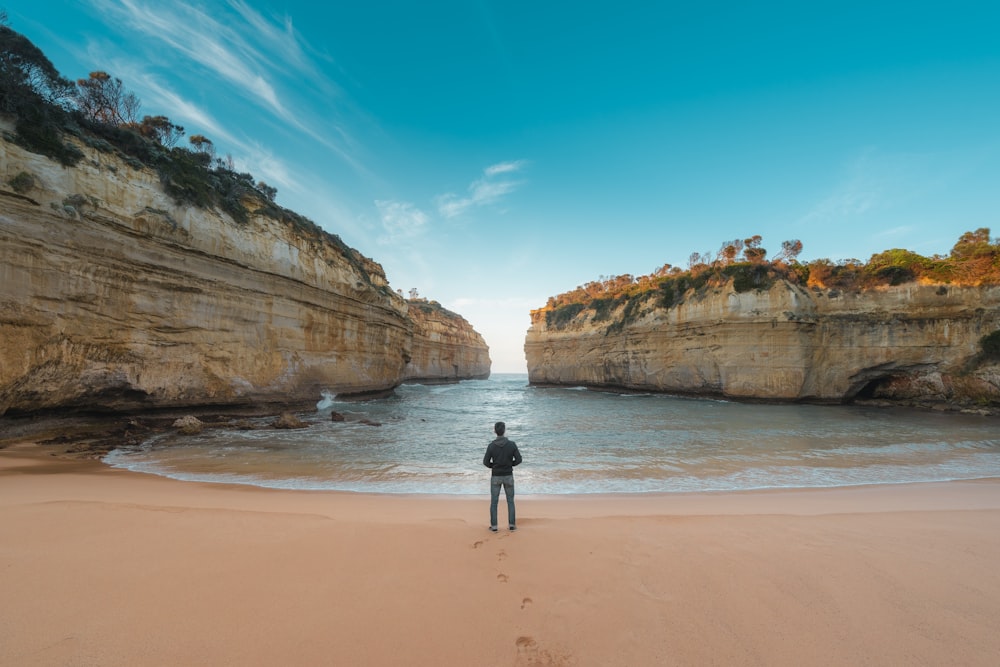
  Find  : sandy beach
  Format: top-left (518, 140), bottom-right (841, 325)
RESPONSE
top-left (2, 442), bottom-right (1000, 666)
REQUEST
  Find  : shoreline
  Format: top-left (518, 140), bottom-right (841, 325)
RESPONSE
top-left (3, 441), bottom-right (1000, 665)
top-left (11, 406), bottom-right (997, 499)
top-left (103, 446), bottom-right (1000, 512)
top-left (524, 381), bottom-right (1000, 416)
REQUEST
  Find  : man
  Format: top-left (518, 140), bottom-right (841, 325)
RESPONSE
top-left (483, 421), bottom-right (522, 532)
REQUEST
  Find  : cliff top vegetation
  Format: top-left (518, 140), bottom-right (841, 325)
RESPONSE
top-left (540, 231), bottom-right (1000, 328)
top-left (406, 297), bottom-right (464, 321)
top-left (0, 18), bottom-right (381, 288)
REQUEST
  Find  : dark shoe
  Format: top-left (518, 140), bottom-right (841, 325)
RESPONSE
top-left (489, 526), bottom-right (498, 532)
top-left (509, 525), bottom-right (517, 531)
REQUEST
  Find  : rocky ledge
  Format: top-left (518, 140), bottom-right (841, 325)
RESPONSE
top-left (525, 279), bottom-right (1000, 413)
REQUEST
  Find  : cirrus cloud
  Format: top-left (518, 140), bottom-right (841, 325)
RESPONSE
top-left (436, 160), bottom-right (528, 218)
top-left (375, 199), bottom-right (429, 244)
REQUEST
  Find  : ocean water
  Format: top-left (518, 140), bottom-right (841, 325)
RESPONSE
top-left (104, 373), bottom-right (1000, 494)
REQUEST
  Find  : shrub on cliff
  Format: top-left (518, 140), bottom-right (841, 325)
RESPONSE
top-left (805, 232), bottom-right (1000, 290)
top-left (0, 24), bottom-right (82, 166)
top-left (591, 296), bottom-right (621, 322)
top-left (861, 249), bottom-right (932, 286)
top-left (723, 262), bottom-right (775, 293)
top-left (605, 293), bottom-right (646, 334)
top-left (546, 303), bottom-right (586, 327)
top-left (540, 230), bottom-right (1000, 329)
top-left (7, 170), bottom-right (34, 193)
top-left (408, 299), bottom-right (463, 320)
top-left (656, 272), bottom-right (712, 309)
top-left (156, 148), bottom-right (215, 208)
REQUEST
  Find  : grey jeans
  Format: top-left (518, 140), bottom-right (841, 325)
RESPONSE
top-left (489, 474), bottom-right (515, 528)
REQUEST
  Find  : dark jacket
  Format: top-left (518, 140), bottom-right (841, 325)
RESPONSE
top-left (483, 436), bottom-right (522, 476)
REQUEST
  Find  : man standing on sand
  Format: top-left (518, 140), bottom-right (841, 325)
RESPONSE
top-left (483, 421), bottom-right (522, 532)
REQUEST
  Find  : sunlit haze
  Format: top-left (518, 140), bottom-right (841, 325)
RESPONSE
top-left (7, 0), bottom-right (999, 371)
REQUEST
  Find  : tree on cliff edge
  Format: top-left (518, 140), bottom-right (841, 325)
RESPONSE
top-left (0, 24), bottom-right (75, 114)
top-left (0, 23), bottom-right (81, 164)
top-left (137, 114), bottom-right (185, 147)
top-left (75, 71), bottom-right (140, 127)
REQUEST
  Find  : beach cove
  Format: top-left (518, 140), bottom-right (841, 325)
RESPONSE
top-left (102, 376), bottom-right (1000, 495)
top-left (3, 438), bottom-right (1000, 666)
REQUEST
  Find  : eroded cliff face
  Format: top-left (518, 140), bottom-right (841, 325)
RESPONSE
top-left (0, 130), bottom-right (489, 415)
top-left (525, 279), bottom-right (1000, 407)
top-left (403, 301), bottom-right (491, 382)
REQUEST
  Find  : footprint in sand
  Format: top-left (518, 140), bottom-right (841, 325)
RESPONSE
top-left (515, 635), bottom-right (573, 666)
top-left (521, 597), bottom-right (533, 609)
top-left (497, 573), bottom-right (509, 583)
top-left (472, 540), bottom-right (483, 549)
top-left (497, 549), bottom-right (507, 560)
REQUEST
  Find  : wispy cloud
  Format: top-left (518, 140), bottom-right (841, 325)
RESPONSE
top-left (127, 74), bottom-right (236, 145)
top-left (228, 0), bottom-right (310, 70)
top-left (375, 200), bottom-right (429, 244)
top-left (83, 0), bottom-right (362, 169)
top-left (798, 148), bottom-right (921, 227)
top-left (88, 0), bottom-right (284, 114)
top-left (873, 225), bottom-right (914, 241)
top-left (799, 176), bottom-right (880, 226)
top-left (484, 160), bottom-right (527, 177)
top-left (436, 160), bottom-right (528, 218)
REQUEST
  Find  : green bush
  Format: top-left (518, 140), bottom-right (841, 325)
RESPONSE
top-left (591, 297), bottom-right (619, 322)
top-left (606, 294), bottom-right (645, 334)
top-left (155, 148), bottom-right (215, 209)
top-left (62, 193), bottom-right (87, 209)
top-left (621, 294), bottom-right (643, 323)
top-left (788, 263), bottom-right (809, 284)
top-left (872, 265), bottom-right (915, 286)
top-left (657, 272), bottom-right (711, 308)
top-left (546, 303), bottom-right (586, 328)
top-left (14, 111), bottom-right (82, 166)
top-left (2, 25), bottom-right (80, 165)
top-left (657, 281), bottom-right (677, 308)
top-left (724, 263), bottom-right (773, 293)
top-left (82, 135), bottom-right (115, 153)
top-left (7, 170), bottom-right (34, 193)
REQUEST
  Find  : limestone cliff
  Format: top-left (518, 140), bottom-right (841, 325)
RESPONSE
top-left (525, 279), bottom-right (1000, 407)
top-left (403, 300), bottom-right (491, 382)
top-left (0, 126), bottom-right (489, 415)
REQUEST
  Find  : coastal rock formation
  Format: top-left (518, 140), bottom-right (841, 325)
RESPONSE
top-left (0, 127), bottom-right (490, 416)
top-left (403, 300), bottom-right (491, 383)
top-left (525, 279), bottom-right (1000, 406)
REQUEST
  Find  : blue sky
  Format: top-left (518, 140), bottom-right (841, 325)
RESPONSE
top-left (6, 1), bottom-right (1000, 371)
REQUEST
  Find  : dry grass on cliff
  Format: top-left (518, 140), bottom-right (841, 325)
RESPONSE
top-left (540, 230), bottom-right (1000, 328)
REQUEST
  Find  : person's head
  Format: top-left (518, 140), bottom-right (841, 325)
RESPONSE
top-left (494, 421), bottom-right (505, 436)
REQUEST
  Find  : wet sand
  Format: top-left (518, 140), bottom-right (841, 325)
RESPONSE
top-left (2, 442), bottom-right (1000, 666)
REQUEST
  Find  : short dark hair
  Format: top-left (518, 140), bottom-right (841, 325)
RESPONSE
top-left (494, 421), bottom-right (505, 435)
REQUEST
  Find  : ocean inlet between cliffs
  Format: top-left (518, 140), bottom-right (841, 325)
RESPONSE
top-left (104, 374), bottom-right (1000, 495)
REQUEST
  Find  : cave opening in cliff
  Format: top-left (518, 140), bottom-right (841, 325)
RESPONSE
top-left (855, 376), bottom-right (892, 401)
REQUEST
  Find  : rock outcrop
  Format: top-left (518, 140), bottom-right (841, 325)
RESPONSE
top-left (525, 279), bottom-right (1000, 407)
top-left (403, 300), bottom-right (491, 383)
top-left (0, 125), bottom-right (490, 416)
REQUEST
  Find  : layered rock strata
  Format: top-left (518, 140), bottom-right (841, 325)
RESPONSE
top-left (525, 279), bottom-right (1000, 406)
top-left (0, 130), bottom-right (489, 415)
top-left (403, 301), bottom-right (491, 383)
